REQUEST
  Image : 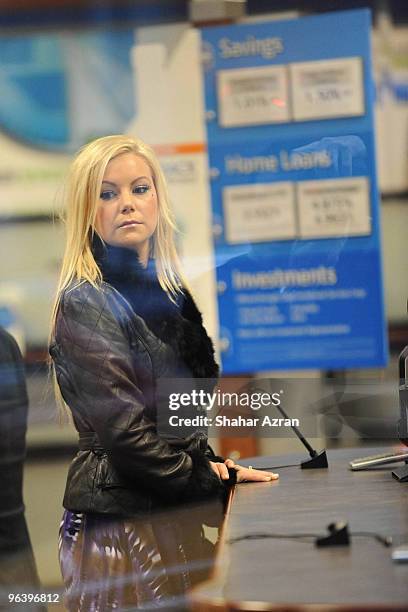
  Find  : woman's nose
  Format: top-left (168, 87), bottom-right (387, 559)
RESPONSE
top-left (120, 195), bottom-right (135, 213)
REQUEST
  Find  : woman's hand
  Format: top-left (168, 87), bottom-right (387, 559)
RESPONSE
top-left (233, 465), bottom-right (279, 483)
top-left (209, 460), bottom-right (231, 480)
top-left (209, 459), bottom-right (279, 483)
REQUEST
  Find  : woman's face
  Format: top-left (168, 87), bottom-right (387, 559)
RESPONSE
top-left (95, 152), bottom-right (158, 264)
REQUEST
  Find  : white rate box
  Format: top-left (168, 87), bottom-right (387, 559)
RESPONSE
top-left (223, 182), bottom-right (296, 244)
top-left (297, 176), bottom-right (371, 239)
top-left (290, 56), bottom-right (365, 121)
top-left (216, 64), bottom-right (290, 127)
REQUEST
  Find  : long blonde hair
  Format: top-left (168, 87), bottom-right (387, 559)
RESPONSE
top-left (50, 134), bottom-right (190, 339)
top-left (49, 135), bottom-right (192, 418)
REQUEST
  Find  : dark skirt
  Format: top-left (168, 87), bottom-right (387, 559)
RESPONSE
top-left (59, 505), bottom-right (221, 611)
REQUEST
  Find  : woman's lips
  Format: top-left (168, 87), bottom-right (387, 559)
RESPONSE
top-left (119, 221), bottom-right (142, 228)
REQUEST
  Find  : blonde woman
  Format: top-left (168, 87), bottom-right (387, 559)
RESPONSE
top-left (49, 135), bottom-right (278, 610)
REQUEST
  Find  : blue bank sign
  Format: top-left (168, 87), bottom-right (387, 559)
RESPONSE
top-left (201, 9), bottom-right (388, 373)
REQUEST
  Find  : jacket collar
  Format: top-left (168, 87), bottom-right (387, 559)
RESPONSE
top-left (92, 233), bottom-right (157, 286)
top-left (91, 233), bottom-right (219, 381)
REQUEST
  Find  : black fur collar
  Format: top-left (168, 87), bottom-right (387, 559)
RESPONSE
top-left (92, 235), bottom-right (219, 381)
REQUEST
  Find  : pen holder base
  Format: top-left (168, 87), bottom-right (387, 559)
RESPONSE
top-left (301, 450), bottom-right (328, 469)
top-left (315, 522), bottom-right (350, 547)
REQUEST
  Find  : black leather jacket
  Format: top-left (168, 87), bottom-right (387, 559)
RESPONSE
top-left (50, 247), bottom-right (234, 516)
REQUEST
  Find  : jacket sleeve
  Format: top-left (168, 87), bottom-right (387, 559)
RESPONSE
top-left (52, 283), bottom-right (235, 501)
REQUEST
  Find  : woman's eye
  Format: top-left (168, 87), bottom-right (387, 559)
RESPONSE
top-left (133, 185), bottom-right (150, 195)
top-left (100, 190), bottom-right (116, 201)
